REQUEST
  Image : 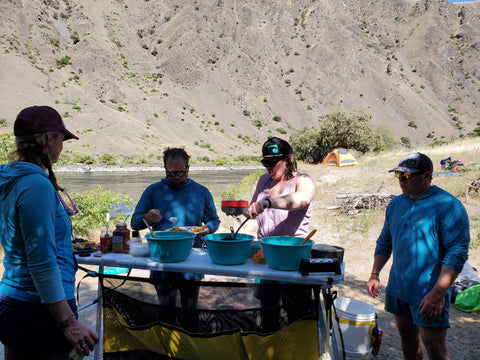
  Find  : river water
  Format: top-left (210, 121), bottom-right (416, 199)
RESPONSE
top-left (58, 168), bottom-right (261, 202)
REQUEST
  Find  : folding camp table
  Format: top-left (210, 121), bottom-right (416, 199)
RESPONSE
top-left (76, 248), bottom-right (344, 360)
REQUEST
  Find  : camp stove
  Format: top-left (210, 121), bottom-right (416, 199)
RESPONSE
top-left (299, 258), bottom-right (342, 276)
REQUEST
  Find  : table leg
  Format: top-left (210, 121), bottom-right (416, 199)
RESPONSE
top-left (317, 288), bottom-right (327, 357)
top-left (93, 265), bottom-right (103, 360)
top-left (320, 288), bottom-right (341, 360)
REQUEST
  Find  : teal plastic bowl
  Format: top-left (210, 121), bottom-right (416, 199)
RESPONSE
top-left (260, 236), bottom-right (313, 271)
top-left (204, 233), bottom-right (255, 265)
top-left (145, 231), bottom-right (195, 262)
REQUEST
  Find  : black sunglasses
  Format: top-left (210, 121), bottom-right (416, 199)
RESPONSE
top-left (166, 170), bottom-right (187, 178)
top-left (261, 157), bottom-right (285, 168)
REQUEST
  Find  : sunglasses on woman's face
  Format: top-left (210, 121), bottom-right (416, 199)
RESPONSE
top-left (261, 157), bottom-right (284, 168)
top-left (58, 190), bottom-right (78, 216)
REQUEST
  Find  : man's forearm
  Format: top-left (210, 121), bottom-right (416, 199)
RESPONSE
top-left (432, 266), bottom-right (458, 296)
top-left (371, 253), bottom-right (390, 275)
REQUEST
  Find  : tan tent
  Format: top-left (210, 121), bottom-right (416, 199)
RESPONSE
top-left (322, 148), bottom-right (358, 167)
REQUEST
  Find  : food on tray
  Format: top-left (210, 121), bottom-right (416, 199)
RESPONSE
top-left (72, 238), bottom-right (99, 252)
top-left (168, 226), bottom-right (204, 233)
top-left (169, 226), bottom-right (184, 232)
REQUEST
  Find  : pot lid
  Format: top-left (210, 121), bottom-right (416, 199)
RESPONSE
top-left (221, 199), bottom-right (248, 208)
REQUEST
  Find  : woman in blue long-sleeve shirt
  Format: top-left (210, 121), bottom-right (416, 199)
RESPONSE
top-left (0, 106), bottom-right (98, 359)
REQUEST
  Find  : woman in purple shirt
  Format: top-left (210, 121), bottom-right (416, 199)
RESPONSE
top-left (247, 137), bottom-right (315, 331)
top-left (247, 137), bottom-right (314, 237)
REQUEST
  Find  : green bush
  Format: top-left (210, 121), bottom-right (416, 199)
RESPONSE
top-left (401, 137), bottom-right (411, 148)
top-left (57, 151), bottom-right (72, 166)
top-left (70, 31), bottom-right (80, 44)
top-left (252, 119), bottom-right (262, 128)
top-left (215, 158), bottom-right (227, 165)
top-left (468, 127), bottom-right (480, 137)
top-left (220, 170), bottom-right (264, 201)
top-left (73, 153), bottom-right (95, 164)
top-left (70, 187), bottom-right (135, 237)
top-left (197, 156), bottom-right (210, 163)
top-left (56, 56), bottom-right (72, 68)
top-left (98, 154), bottom-right (117, 165)
top-left (234, 155), bottom-right (258, 163)
top-left (135, 157), bottom-right (148, 164)
top-left (289, 109), bottom-right (388, 161)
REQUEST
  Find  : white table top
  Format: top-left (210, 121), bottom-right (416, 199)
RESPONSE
top-left (76, 248), bottom-right (344, 285)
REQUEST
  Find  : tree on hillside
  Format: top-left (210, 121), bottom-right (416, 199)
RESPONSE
top-left (289, 109), bottom-right (388, 162)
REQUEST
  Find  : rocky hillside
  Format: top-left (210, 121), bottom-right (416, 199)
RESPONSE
top-left (0, 0), bottom-right (479, 162)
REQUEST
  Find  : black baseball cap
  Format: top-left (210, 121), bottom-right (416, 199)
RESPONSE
top-left (389, 152), bottom-right (433, 173)
top-left (262, 137), bottom-right (293, 158)
top-left (14, 106), bottom-right (79, 141)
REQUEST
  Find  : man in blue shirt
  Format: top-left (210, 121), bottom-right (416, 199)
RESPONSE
top-left (367, 153), bottom-right (469, 360)
top-left (131, 148), bottom-right (219, 328)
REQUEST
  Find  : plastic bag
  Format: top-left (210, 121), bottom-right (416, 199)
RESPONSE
top-left (451, 262), bottom-right (480, 303)
top-left (454, 284), bottom-right (480, 313)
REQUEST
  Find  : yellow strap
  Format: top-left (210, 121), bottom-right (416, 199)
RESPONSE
top-left (337, 318), bottom-right (376, 327)
top-left (337, 316), bottom-right (377, 347)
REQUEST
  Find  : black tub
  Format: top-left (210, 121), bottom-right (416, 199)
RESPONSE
top-left (311, 244), bottom-right (345, 263)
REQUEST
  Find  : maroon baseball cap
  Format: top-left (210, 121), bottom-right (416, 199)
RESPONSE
top-left (14, 106), bottom-right (79, 141)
